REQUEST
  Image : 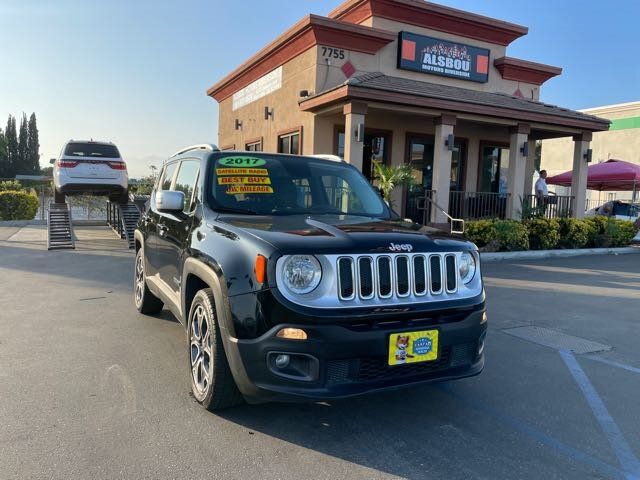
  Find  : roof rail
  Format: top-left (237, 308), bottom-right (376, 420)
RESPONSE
top-left (310, 154), bottom-right (344, 163)
top-left (170, 144), bottom-right (220, 158)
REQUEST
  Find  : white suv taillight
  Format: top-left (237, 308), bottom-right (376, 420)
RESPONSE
top-left (107, 161), bottom-right (127, 170)
top-left (57, 160), bottom-right (79, 168)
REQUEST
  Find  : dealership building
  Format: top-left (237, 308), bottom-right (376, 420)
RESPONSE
top-left (207, 0), bottom-right (609, 222)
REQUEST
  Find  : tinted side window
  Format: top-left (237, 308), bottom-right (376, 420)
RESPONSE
top-left (173, 160), bottom-right (200, 212)
top-left (160, 162), bottom-right (178, 190)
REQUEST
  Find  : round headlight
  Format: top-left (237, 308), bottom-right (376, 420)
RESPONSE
top-left (282, 255), bottom-right (322, 294)
top-left (459, 251), bottom-right (477, 284)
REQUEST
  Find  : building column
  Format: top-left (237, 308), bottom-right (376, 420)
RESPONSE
top-left (571, 132), bottom-right (592, 218)
top-left (431, 115), bottom-right (456, 224)
top-left (506, 124), bottom-right (530, 220)
top-left (343, 102), bottom-right (367, 172)
top-left (523, 138), bottom-right (537, 196)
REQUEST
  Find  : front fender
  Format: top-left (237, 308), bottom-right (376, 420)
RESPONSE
top-left (181, 256), bottom-right (259, 398)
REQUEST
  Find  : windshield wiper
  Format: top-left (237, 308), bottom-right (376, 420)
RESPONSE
top-left (213, 206), bottom-right (260, 215)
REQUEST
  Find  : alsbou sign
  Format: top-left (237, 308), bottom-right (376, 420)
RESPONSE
top-left (397, 31), bottom-right (490, 83)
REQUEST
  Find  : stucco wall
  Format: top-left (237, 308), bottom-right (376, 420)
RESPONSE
top-left (541, 103), bottom-right (640, 177)
top-left (217, 48), bottom-right (318, 154)
top-left (313, 17), bottom-right (540, 101)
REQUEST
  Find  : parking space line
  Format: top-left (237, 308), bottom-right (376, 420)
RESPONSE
top-left (584, 355), bottom-right (640, 375)
top-left (438, 384), bottom-right (630, 480)
top-left (560, 350), bottom-right (640, 480)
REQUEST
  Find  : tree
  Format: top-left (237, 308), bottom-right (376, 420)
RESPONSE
top-left (0, 129), bottom-right (8, 178)
top-left (5, 115), bottom-right (18, 177)
top-left (17, 113), bottom-right (28, 174)
top-left (26, 113), bottom-right (40, 174)
top-left (371, 160), bottom-right (415, 206)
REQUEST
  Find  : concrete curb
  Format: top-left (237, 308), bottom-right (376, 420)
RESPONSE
top-left (481, 246), bottom-right (640, 262)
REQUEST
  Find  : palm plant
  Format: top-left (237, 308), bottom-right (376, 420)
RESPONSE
top-left (371, 160), bottom-right (416, 205)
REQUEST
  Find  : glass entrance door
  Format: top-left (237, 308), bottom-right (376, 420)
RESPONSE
top-left (479, 145), bottom-right (509, 194)
top-left (363, 132), bottom-right (388, 181)
top-left (405, 136), bottom-right (466, 223)
top-left (335, 130), bottom-right (389, 181)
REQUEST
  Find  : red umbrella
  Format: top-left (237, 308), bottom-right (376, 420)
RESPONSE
top-left (547, 159), bottom-right (640, 191)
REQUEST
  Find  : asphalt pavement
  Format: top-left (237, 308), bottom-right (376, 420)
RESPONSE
top-left (1, 225), bottom-right (639, 480)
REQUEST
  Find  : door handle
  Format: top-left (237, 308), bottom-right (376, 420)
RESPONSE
top-left (157, 224), bottom-right (168, 236)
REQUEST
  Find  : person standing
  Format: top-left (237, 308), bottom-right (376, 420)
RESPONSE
top-left (535, 170), bottom-right (549, 214)
top-left (535, 170), bottom-right (549, 199)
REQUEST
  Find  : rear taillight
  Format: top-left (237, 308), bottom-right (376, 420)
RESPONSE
top-left (108, 162), bottom-right (127, 170)
top-left (57, 160), bottom-right (79, 168)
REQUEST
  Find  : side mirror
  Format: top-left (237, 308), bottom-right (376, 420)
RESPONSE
top-left (49, 158), bottom-right (56, 165)
top-left (156, 190), bottom-right (184, 212)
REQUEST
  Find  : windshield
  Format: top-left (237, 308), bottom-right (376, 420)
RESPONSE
top-left (64, 142), bottom-right (120, 158)
top-left (207, 154), bottom-right (390, 217)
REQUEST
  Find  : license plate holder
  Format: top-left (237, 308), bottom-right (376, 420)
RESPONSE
top-left (388, 330), bottom-right (439, 366)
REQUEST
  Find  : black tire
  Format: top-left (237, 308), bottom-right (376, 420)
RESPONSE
top-left (188, 288), bottom-right (243, 411)
top-left (54, 190), bottom-right (65, 204)
top-left (134, 249), bottom-right (164, 314)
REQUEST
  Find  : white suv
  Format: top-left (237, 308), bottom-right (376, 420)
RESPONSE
top-left (52, 140), bottom-right (129, 203)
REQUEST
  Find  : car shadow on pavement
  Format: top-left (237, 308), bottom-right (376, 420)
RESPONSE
top-left (214, 377), bottom-right (571, 480)
top-left (218, 384), bottom-right (468, 479)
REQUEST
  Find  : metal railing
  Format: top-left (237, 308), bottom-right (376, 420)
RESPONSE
top-left (449, 191), bottom-right (510, 221)
top-left (408, 190), bottom-right (508, 223)
top-left (416, 191), bottom-right (465, 234)
top-left (523, 195), bottom-right (573, 219)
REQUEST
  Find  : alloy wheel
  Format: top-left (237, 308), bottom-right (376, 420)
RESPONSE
top-left (134, 254), bottom-right (145, 307)
top-left (190, 305), bottom-right (213, 396)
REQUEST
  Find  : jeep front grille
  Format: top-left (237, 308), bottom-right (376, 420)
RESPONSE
top-left (274, 252), bottom-right (481, 310)
top-left (337, 253), bottom-right (457, 302)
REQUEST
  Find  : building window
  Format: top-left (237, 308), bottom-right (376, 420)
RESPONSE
top-left (220, 144), bottom-right (235, 151)
top-left (277, 128), bottom-right (301, 155)
top-left (245, 138), bottom-right (262, 152)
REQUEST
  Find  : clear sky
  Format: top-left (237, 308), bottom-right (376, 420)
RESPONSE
top-left (1, 0), bottom-right (638, 177)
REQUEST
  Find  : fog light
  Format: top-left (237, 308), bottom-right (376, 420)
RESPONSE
top-left (267, 352), bottom-right (319, 381)
top-left (481, 312), bottom-right (488, 324)
top-left (276, 328), bottom-right (308, 340)
top-left (274, 354), bottom-right (290, 369)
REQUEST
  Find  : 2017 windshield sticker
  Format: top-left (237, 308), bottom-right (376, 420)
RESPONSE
top-left (216, 168), bottom-right (268, 176)
top-left (225, 185), bottom-right (274, 194)
top-left (219, 156), bottom-right (266, 167)
top-left (218, 176), bottom-right (272, 185)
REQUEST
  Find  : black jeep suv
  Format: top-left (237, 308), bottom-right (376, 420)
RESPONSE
top-left (134, 145), bottom-right (486, 410)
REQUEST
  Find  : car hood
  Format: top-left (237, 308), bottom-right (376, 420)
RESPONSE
top-left (216, 214), bottom-right (473, 254)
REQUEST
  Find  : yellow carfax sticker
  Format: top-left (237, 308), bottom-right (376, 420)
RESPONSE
top-left (388, 330), bottom-right (439, 366)
top-left (225, 185), bottom-right (274, 194)
top-left (216, 168), bottom-right (268, 176)
top-left (218, 176), bottom-right (272, 185)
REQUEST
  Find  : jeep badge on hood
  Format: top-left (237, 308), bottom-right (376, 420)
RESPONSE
top-left (389, 243), bottom-right (413, 252)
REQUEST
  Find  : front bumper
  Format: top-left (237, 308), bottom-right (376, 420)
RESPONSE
top-left (225, 306), bottom-right (486, 404)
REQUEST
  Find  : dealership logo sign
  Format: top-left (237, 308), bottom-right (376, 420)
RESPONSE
top-left (397, 31), bottom-right (490, 83)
